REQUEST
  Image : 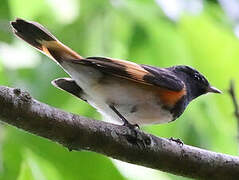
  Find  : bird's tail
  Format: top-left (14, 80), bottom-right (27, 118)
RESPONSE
top-left (10, 18), bottom-right (83, 62)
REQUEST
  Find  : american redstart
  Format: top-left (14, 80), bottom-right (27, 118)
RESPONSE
top-left (10, 18), bottom-right (221, 129)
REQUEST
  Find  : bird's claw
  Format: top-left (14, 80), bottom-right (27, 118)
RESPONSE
top-left (169, 137), bottom-right (184, 146)
top-left (123, 122), bottom-right (140, 130)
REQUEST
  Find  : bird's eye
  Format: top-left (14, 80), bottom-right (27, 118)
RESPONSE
top-left (193, 73), bottom-right (209, 85)
top-left (194, 74), bottom-right (201, 81)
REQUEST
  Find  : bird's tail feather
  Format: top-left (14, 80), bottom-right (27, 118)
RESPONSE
top-left (10, 18), bottom-right (83, 62)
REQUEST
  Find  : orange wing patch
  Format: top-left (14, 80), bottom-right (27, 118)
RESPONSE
top-left (108, 58), bottom-right (150, 82)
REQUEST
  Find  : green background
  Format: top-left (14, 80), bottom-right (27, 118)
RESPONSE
top-left (0, 0), bottom-right (238, 179)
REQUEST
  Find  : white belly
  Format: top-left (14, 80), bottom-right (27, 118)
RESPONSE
top-left (61, 62), bottom-right (173, 125)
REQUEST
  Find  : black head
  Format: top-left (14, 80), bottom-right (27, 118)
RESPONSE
top-left (171, 65), bottom-right (221, 102)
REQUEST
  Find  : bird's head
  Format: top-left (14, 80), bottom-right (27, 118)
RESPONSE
top-left (171, 65), bottom-right (221, 101)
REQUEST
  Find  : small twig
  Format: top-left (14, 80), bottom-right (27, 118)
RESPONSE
top-left (228, 80), bottom-right (239, 147)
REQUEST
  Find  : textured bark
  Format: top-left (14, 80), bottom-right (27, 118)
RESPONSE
top-left (0, 86), bottom-right (239, 179)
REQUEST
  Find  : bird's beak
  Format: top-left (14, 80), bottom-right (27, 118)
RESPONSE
top-left (207, 86), bottom-right (222, 94)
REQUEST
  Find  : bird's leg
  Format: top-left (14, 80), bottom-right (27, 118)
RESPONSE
top-left (109, 104), bottom-right (139, 129)
top-left (109, 104), bottom-right (151, 149)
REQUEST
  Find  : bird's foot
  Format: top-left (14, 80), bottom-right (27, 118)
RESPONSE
top-left (122, 122), bottom-right (149, 148)
top-left (169, 137), bottom-right (184, 146)
top-left (123, 121), bottom-right (140, 130)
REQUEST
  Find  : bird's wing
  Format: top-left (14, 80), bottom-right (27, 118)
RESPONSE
top-left (70, 57), bottom-right (185, 92)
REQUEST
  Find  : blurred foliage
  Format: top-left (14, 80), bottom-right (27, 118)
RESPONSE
top-left (0, 0), bottom-right (239, 179)
top-left (0, 0), bottom-right (11, 43)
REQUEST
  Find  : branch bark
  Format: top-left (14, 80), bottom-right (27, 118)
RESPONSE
top-left (0, 86), bottom-right (239, 180)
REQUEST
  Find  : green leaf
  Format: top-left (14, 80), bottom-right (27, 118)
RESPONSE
top-left (17, 149), bottom-right (62, 180)
top-left (17, 161), bottom-right (34, 180)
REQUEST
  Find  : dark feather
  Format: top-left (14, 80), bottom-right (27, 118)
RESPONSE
top-left (141, 65), bottom-right (184, 91)
top-left (11, 18), bottom-right (56, 50)
top-left (70, 57), bottom-right (185, 91)
top-left (51, 78), bottom-right (87, 102)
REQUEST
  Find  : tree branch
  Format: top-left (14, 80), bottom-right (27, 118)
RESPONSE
top-left (0, 86), bottom-right (239, 180)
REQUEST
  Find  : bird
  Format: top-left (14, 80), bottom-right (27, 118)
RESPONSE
top-left (10, 18), bottom-right (221, 129)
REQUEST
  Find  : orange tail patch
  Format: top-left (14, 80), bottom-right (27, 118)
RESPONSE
top-left (11, 18), bottom-right (83, 62)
